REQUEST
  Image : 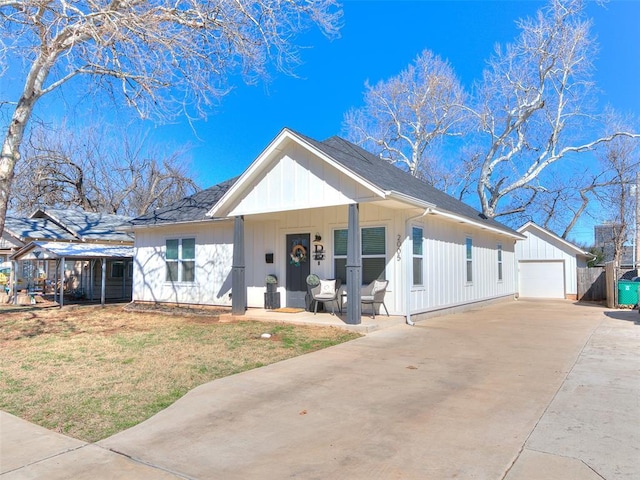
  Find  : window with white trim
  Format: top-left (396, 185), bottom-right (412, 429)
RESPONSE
top-left (465, 237), bottom-right (473, 283)
top-left (334, 226), bottom-right (386, 285)
top-left (412, 227), bottom-right (423, 286)
top-left (497, 244), bottom-right (503, 281)
top-left (166, 238), bottom-right (195, 282)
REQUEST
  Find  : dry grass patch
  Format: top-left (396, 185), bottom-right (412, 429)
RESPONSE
top-left (0, 305), bottom-right (360, 442)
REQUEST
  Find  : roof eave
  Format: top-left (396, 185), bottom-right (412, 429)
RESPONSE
top-left (125, 216), bottom-right (232, 231)
top-left (429, 207), bottom-right (526, 240)
top-left (386, 191), bottom-right (436, 210)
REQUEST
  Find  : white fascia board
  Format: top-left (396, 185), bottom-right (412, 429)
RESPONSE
top-left (386, 191), bottom-right (436, 210)
top-left (517, 221), bottom-right (590, 256)
top-left (121, 217), bottom-right (230, 232)
top-left (429, 207), bottom-right (526, 240)
top-left (206, 128), bottom-right (385, 218)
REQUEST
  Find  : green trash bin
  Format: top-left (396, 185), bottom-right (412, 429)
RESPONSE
top-left (618, 280), bottom-right (639, 306)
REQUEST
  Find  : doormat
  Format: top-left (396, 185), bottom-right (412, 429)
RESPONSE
top-left (272, 308), bottom-right (305, 313)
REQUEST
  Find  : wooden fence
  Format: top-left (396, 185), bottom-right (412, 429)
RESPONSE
top-left (578, 264), bottom-right (638, 307)
top-left (577, 267), bottom-right (606, 302)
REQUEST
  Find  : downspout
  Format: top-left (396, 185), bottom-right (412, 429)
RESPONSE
top-left (404, 209), bottom-right (431, 326)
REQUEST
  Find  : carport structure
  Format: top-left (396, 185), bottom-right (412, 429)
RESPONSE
top-left (10, 241), bottom-right (133, 306)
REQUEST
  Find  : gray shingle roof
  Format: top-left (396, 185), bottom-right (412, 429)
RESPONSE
top-left (33, 209), bottom-right (134, 242)
top-left (297, 132), bottom-right (518, 235)
top-left (129, 177), bottom-right (239, 227)
top-left (4, 217), bottom-right (77, 242)
top-left (129, 130), bottom-right (519, 237)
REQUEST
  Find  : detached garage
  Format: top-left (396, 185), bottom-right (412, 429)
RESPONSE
top-left (516, 222), bottom-right (592, 300)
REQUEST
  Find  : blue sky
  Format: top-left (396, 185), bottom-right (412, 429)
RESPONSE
top-left (145, 0), bottom-right (639, 193)
top-left (3, 1), bottom-right (639, 244)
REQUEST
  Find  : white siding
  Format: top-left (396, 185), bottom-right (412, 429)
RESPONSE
top-left (133, 222), bottom-right (234, 306)
top-left (133, 204), bottom-right (520, 314)
top-left (228, 144), bottom-right (379, 216)
top-left (411, 214), bottom-right (517, 314)
top-left (515, 228), bottom-right (579, 296)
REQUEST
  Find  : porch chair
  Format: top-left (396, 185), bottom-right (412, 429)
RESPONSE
top-left (308, 278), bottom-right (342, 315)
top-left (361, 279), bottom-right (389, 319)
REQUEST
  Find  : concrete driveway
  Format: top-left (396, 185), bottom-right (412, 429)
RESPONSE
top-left (2, 299), bottom-right (639, 479)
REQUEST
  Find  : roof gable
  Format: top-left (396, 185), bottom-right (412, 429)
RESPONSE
top-left (129, 128), bottom-right (522, 239)
top-left (208, 128), bottom-right (522, 238)
top-left (33, 209), bottom-right (133, 242)
top-left (206, 129), bottom-right (386, 218)
top-left (3, 217), bottom-right (77, 242)
top-left (517, 222), bottom-right (590, 257)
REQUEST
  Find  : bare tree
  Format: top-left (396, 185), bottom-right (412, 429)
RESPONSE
top-left (592, 123), bottom-right (640, 266)
top-left (343, 49), bottom-right (466, 187)
top-left (0, 0), bottom-right (341, 234)
top-left (10, 121), bottom-right (199, 216)
top-left (469, 0), bottom-right (638, 219)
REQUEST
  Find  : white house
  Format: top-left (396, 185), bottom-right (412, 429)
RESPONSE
top-left (515, 221), bottom-right (592, 300)
top-left (129, 128), bottom-right (525, 324)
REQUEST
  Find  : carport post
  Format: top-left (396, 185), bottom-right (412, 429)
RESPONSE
top-left (101, 258), bottom-right (106, 306)
top-left (10, 259), bottom-right (17, 305)
top-left (346, 203), bottom-right (362, 324)
top-left (89, 259), bottom-right (95, 301)
top-left (59, 257), bottom-right (65, 307)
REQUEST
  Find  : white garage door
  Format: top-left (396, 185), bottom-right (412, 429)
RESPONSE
top-left (519, 261), bottom-right (565, 298)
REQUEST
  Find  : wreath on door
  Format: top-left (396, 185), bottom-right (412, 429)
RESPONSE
top-left (290, 244), bottom-right (307, 267)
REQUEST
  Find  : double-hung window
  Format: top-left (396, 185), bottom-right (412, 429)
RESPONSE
top-left (334, 226), bottom-right (386, 284)
top-left (465, 237), bottom-right (473, 283)
top-left (166, 238), bottom-right (195, 282)
top-left (497, 244), bottom-right (503, 281)
top-left (412, 227), bottom-right (423, 286)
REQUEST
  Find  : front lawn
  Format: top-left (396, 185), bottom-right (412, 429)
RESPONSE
top-left (0, 305), bottom-right (360, 442)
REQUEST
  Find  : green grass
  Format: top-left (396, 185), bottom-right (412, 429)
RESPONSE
top-left (0, 305), bottom-right (360, 442)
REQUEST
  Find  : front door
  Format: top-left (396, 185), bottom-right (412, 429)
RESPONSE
top-left (285, 233), bottom-right (310, 308)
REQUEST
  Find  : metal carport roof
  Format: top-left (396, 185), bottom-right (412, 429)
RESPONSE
top-left (10, 241), bottom-right (133, 306)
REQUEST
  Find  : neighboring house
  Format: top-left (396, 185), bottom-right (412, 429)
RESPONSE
top-left (129, 128), bottom-right (525, 323)
top-left (594, 223), bottom-right (636, 267)
top-left (515, 222), bottom-right (592, 300)
top-left (1, 209), bottom-right (134, 304)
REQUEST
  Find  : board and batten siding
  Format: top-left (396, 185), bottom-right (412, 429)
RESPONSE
top-left (227, 143), bottom-right (379, 217)
top-left (133, 222), bottom-right (234, 306)
top-left (245, 204), bottom-right (398, 311)
top-left (515, 228), bottom-right (579, 296)
top-left (132, 204), bottom-right (518, 314)
top-left (409, 214), bottom-right (517, 314)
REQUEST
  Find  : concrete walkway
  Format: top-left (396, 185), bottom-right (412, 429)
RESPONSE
top-left (1, 300), bottom-right (638, 479)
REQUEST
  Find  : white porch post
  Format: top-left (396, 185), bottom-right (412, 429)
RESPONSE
top-left (346, 203), bottom-right (362, 324)
top-left (232, 215), bottom-right (246, 315)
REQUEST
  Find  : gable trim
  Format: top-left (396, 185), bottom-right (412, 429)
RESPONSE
top-left (517, 221), bottom-right (591, 257)
top-left (206, 128), bottom-right (387, 218)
